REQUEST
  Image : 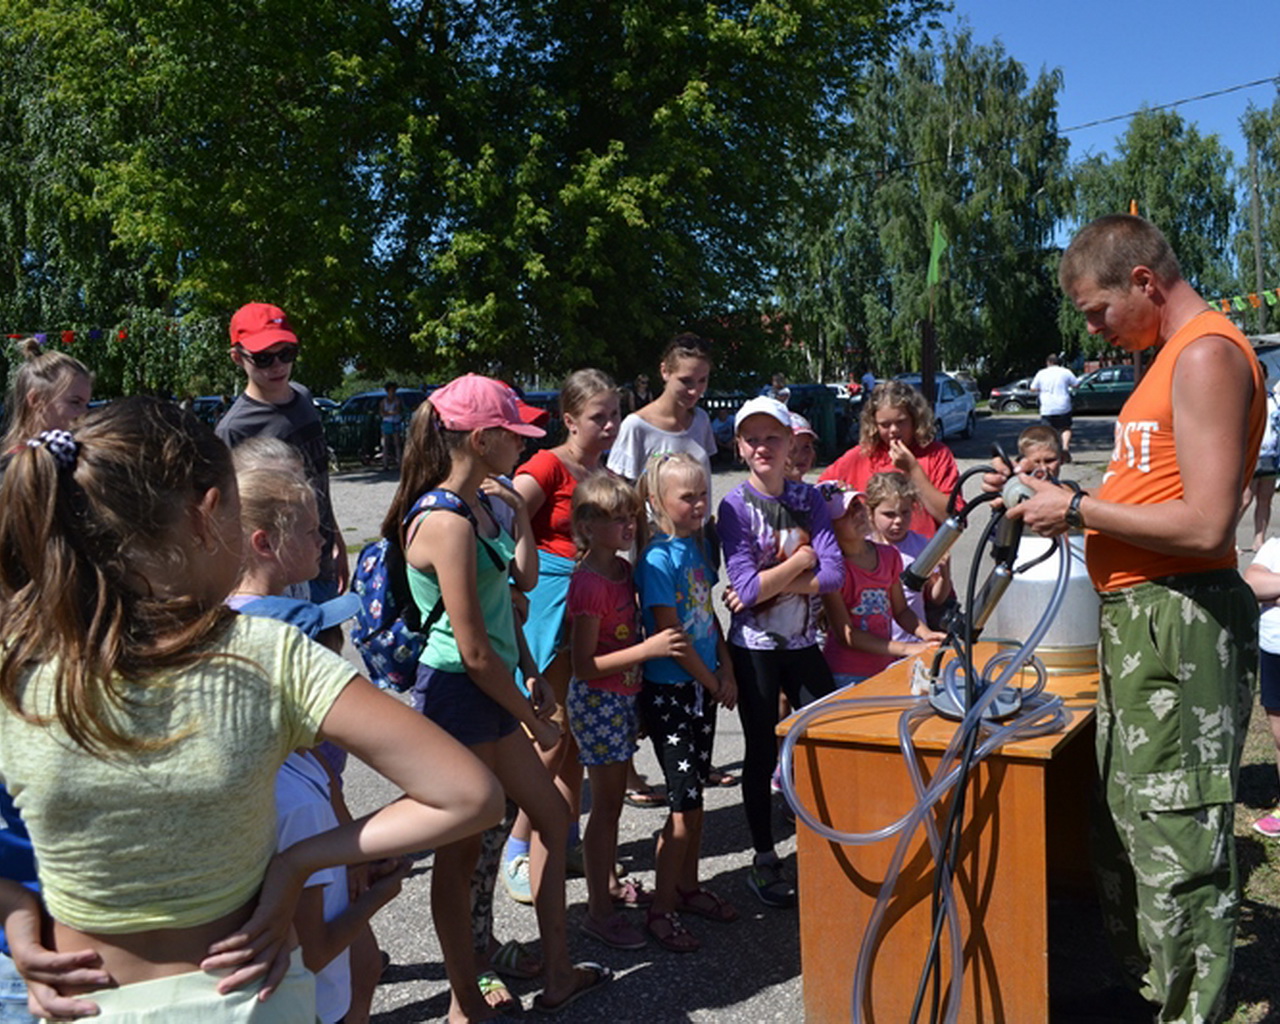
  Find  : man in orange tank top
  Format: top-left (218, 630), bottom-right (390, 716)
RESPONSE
top-left (1000, 216), bottom-right (1264, 1023)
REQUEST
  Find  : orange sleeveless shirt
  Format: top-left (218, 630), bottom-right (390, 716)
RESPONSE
top-left (1087, 309), bottom-right (1265, 592)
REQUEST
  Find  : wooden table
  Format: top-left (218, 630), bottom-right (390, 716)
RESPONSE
top-left (779, 647), bottom-right (1098, 1023)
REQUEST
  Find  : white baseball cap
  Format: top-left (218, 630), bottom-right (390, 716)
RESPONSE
top-left (734, 396), bottom-right (792, 433)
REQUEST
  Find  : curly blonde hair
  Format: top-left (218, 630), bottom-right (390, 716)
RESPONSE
top-left (858, 380), bottom-right (936, 454)
top-left (863, 471), bottom-right (918, 514)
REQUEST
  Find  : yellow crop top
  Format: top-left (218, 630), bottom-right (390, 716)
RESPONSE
top-left (0, 615), bottom-right (356, 934)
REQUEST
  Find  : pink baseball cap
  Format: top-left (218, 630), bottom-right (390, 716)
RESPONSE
top-left (229, 302), bottom-right (298, 353)
top-left (818, 481), bottom-right (863, 520)
top-left (789, 412), bottom-right (817, 438)
top-left (430, 374), bottom-right (546, 437)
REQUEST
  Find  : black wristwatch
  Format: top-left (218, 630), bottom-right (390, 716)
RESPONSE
top-left (1064, 489), bottom-right (1086, 530)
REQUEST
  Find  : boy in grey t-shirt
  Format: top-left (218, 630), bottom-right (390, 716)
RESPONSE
top-left (215, 302), bottom-right (347, 598)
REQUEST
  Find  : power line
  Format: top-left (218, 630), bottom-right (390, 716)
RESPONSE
top-left (1060, 75), bottom-right (1280, 134)
top-left (845, 73), bottom-right (1280, 183)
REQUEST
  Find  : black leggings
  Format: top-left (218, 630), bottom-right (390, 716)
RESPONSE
top-left (730, 644), bottom-right (835, 854)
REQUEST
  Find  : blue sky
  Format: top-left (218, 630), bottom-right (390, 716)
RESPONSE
top-left (944, 0), bottom-right (1280, 168)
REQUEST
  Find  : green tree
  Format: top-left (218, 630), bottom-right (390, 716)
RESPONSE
top-left (0, 0), bottom-right (404, 393)
top-left (399, 0), bottom-right (943, 381)
top-left (1233, 93), bottom-right (1280, 335)
top-left (776, 30), bottom-right (1070, 383)
top-left (0, 0), bottom-right (942, 393)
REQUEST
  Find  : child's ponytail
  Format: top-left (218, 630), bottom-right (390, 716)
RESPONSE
top-left (0, 398), bottom-right (237, 755)
top-left (382, 399), bottom-right (461, 542)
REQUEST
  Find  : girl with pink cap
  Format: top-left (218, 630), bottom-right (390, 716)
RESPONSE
top-left (383, 374), bottom-right (611, 1019)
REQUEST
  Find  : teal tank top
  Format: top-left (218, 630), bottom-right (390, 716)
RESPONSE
top-left (407, 517), bottom-right (518, 673)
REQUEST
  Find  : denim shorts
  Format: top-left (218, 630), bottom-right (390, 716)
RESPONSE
top-left (413, 664), bottom-right (519, 747)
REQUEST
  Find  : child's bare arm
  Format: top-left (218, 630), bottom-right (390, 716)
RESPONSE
top-left (650, 605), bottom-right (721, 696)
top-left (570, 613), bottom-right (688, 681)
top-left (889, 580), bottom-right (945, 643)
top-left (924, 553), bottom-right (954, 606)
top-left (483, 477), bottom-right (537, 592)
top-left (1245, 561), bottom-right (1280, 603)
top-left (712, 620), bottom-right (737, 710)
top-left (293, 859), bottom-right (411, 974)
top-left (1, 881), bottom-right (108, 1020)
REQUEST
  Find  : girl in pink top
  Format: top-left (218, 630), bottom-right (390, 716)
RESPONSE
top-left (819, 483), bottom-right (943, 686)
top-left (566, 474), bottom-right (688, 951)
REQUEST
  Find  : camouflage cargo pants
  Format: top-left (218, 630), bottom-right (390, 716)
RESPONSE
top-left (1095, 570), bottom-right (1257, 1023)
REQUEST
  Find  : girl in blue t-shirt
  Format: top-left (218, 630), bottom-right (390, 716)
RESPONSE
top-left (635, 452), bottom-right (739, 953)
top-left (384, 374), bottom-right (610, 1017)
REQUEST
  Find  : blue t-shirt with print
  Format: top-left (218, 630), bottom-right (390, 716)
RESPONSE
top-left (636, 533), bottom-right (719, 684)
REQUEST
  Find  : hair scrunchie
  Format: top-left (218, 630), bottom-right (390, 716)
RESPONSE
top-left (26, 429), bottom-right (79, 472)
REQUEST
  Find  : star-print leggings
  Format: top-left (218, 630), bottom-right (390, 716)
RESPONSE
top-left (1095, 570), bottom-right (1256, 1023)
top-left (639, 679), bottom-right (717, 813)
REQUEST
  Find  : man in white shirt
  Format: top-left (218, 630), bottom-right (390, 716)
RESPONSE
top-left (1029, 353), bottom-right (1079, 457)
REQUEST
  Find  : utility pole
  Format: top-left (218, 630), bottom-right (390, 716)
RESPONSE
top-left (1250, 135), bottom-right (1268, 334)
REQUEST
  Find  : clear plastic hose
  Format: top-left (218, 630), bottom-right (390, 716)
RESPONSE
top-left (777, 535), bottom-right (1074, 1024)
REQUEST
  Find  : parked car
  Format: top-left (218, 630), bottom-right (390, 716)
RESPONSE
top-left (894, 372), bottom-right (977, 440)
top-left (188, 394), bottom-right (230, 426)
top-left (1254, 342), bottom-right (1280, 389)
top-left (519, 389), bottom-right (564, 448)
top-left (1071, 364), bottom-right (1135, 414)
top-left (328, 387), bottom-right (430, 464)
top-left (988, 377), bottom-right (1038, 412)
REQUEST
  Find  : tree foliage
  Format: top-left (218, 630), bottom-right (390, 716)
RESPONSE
top-left (1233, 93), bottom-right (1280, 335)
top-left (775, 30), bottom-right (1070, 383)
top-left (0, 0), bottom-right (941, 395)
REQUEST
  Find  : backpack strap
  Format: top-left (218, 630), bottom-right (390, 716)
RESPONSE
top-left (399, 488), bottom-right (509, 634)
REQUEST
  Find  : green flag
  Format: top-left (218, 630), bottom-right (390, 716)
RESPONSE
top-left (926, 221), bottom-right (948, 287)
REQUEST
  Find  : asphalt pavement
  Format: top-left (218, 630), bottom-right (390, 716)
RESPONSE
top-left (330, 413), bottom-right (1124, 1022)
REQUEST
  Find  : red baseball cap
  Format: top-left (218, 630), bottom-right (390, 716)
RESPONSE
top-left (429, 375), bottom-right (546, 437)
top-left (229, 303), bottom-right (299, 353)
top-left (497, 381), bottom-right (550, 428)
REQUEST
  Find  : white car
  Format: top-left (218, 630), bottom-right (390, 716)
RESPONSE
top-left (894, 372), bottom-right (978, 441)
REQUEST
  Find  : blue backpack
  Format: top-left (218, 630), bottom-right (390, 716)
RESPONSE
top-left (351, 489), bottom-right (505, 691)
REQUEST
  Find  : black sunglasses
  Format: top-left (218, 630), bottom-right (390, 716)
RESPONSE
top-left (239, 346), bottom-right (299, 368)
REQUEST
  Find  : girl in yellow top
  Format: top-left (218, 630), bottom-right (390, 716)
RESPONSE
top-left (0, 398), bottom-right (502, 1021)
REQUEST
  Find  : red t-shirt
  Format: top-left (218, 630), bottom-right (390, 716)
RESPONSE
top-left (819, 441), bottom-right (959, 538)
top-left (823, 543), bottom-right (904, 679)
top-left (567, 558), bottom-right (642, 695)
top-left (516, 449), bottom-right (578, 559)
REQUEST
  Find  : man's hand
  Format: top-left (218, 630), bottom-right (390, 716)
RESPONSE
top-left (1004, 474), bottom-right (1075, 537)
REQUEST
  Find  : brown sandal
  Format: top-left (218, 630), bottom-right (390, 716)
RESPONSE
top-left (676, 885), bottom-right (739, 923)
top-left (646, 909), bottom-right (700, 953)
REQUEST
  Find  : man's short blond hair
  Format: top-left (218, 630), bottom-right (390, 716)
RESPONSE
top-left (1059, 214), bottom-right (1181, 292)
